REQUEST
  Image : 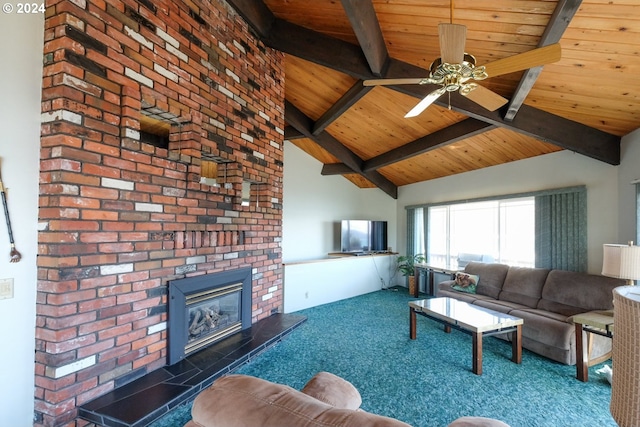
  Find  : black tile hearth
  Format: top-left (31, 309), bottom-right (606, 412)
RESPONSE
top-left (78, 313), bottom-right (306, 427)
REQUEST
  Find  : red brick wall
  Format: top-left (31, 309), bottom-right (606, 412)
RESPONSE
top-left (36, 0), bottom-right (285, 425)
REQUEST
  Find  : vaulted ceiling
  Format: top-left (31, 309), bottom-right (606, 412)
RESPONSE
top-left (227, 0), bottom-right (640, 198)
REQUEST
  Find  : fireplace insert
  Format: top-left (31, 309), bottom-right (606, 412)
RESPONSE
top-left (168, 268), bottom-right (252, 365)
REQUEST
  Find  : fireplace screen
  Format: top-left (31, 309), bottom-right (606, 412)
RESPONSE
top-left (186, 283), bottom-right (242, 355)
top-left (168, 268), bottom-right (252, 365)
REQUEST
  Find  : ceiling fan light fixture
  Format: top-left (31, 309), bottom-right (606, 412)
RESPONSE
top-left (361, 0), bottom-right (561, 118)
top-left (438, 23), bottom-right (466, 64)
top-left (443, 74), bottom-right (461, 91)
top-left (428, 53), bottom-right (485, 87)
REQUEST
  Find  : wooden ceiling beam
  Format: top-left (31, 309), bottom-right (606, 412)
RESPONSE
top-left (380, 80), bottom-right (620, 165)
top-left (224, 0), bottom-right (275, 38)
top-left (321, 163), bottom-right (353, 176)
top-left (267, 19), bottom-right (373, 79)
top-left (225, 0), bottom-right (372, 81)
top-left (284, 126), bottom-right (305, 140)
top-left (363, 119), bottom-right (496, 172)
top-left (504, 0), bottom-right (583, 121)
top-left (285, 101), bottom-right (398, 199)
top-left (340, 0), bottom-right (389, 77)
top-left (312, 81), bottom-right (372, 136)
top-left (451, 93), bottom-right (620, 165)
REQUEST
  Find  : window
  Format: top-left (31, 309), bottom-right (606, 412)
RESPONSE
top-left (406, 186), bottom-right (586, 271)
top-left (420, 197), bottom-right (535, 268)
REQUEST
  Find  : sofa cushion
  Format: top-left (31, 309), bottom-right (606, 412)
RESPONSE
top-left (438, 288), bottom-right (480, 303)
top-left (473, 299), bottom-right (529, 314)
top-left (187, 374), bottom-right (411, 427)
top-left (301, 371), bottom-right (361, 410)
top-left (437, 281), bottom-right (496, 304)
top-left (464, 262), bottom-right (509, 299)
top-left (498, 267), bottom-right (550, 308)
top-left (537, 270), bottom-right (624, 317)
top-left (452, 272), bottom-right (479, 293)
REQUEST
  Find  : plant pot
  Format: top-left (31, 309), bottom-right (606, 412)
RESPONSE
top-left (408, 275), bottom-right (416, 295)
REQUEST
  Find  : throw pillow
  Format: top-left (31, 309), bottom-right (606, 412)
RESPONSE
top-left (452, 272), bottom-right (479, 294)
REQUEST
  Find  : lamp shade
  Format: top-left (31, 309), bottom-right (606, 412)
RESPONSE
top-left (602, 244), bottom-right (640, 281)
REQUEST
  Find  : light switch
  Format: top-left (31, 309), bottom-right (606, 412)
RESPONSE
top-left (0, 278), bottom-right (14, 300)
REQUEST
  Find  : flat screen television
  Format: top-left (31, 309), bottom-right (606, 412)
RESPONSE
top-left (340, 220), bottom-right (387, 254)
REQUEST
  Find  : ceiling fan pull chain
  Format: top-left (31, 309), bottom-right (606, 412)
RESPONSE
top-left (448, 91), bottom-right (452, 110)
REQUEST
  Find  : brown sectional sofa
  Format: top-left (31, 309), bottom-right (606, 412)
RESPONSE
top-left (437, 261), bottom-right (624, 365)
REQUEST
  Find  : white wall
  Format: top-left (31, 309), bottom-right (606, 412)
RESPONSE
top-left (396, 150), bottom-right (620, 274)
top-left (283, 254), bottom-right (397, 313)
top-left (0, 12), bottom-right (44, 425)
top-left (282, 141), bottom-right (397, 262)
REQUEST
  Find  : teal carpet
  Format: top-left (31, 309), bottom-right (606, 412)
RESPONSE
top-left (151, 288), bottom-right (615, 427)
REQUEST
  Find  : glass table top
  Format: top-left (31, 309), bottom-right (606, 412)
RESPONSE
top-left (409, 297), bottom-right (523, 333)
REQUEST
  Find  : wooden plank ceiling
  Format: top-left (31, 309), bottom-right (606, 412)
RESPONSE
top-left (226, 0), bottom-right (640, 198)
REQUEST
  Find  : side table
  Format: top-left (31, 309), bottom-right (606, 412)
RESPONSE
top-left (413, 263), bottom-right (459, 297)
top-left (573, 310), bottom-right (614, 382)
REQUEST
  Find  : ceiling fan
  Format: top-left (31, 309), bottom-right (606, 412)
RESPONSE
top-left (363, 1), bottom-right (561, 118)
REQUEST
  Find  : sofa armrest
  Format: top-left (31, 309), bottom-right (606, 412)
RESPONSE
top-left (437, 280), bottom-right (456, 296)
top-left (301, 371), bottom-right (362, 410)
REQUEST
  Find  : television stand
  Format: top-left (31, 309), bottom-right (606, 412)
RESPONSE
top-left (327, 251), bottom-right (396, 258)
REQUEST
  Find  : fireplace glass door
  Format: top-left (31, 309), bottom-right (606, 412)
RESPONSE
top-left (168, 267), bottom-right (252, 365)
top-left (185, 283), bottom-right (242, 355)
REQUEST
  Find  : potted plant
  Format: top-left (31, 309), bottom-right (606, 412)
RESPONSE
top-left (396, 253), bottom-right (426, 294)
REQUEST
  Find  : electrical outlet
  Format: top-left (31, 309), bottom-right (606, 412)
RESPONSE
top-left (0, 278), bottom-right (14, 300)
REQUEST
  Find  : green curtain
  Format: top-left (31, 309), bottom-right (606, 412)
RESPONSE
top-left (535, 187), bottom-right (587, 271)
top-left (405, 207), bottom-right (428, 257)
top-left (406, 207), bottom-right (417, 256)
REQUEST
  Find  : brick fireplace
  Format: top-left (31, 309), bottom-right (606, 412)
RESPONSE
top-left (35, 0), bottom-right (285, 425)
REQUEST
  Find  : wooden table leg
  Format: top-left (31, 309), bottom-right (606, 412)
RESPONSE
top-left (575, 322), bottom-right (588, 382)
top-left (410, 308), bottom-right (417, 340)
top-left (472, 332), bottom-right (482, 375)
top-left (512, 324), bottom-right (522, 364)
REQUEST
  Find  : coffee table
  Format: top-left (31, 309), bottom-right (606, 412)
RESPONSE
top-left (409, 297), bottom-right (524, 375)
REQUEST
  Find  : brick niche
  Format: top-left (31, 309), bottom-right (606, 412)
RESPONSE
top-left (36, 0), bottom-right (285, 425)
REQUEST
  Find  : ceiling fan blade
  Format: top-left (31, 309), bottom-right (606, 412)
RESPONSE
top-left (363, 78), bottom-right (426, 87)
top-left (461, 85), bottom-right (508, 111)
top-left (438, 23), bottom-right (466, 64)
top-left (482, 43), bottom-right (562, 78)
top-left (404, 87), bottom-right (446, 118)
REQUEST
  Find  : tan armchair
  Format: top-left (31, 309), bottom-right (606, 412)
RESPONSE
top-left (184, 372), bottom-right (509, 427)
